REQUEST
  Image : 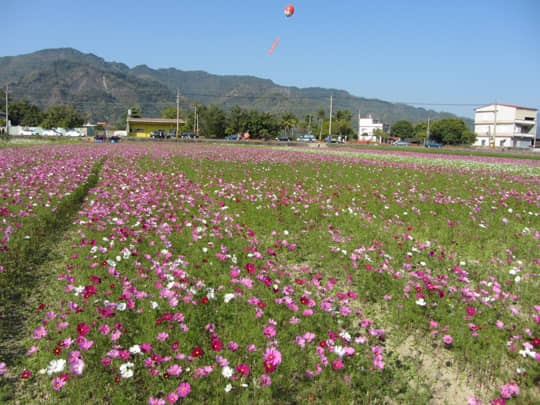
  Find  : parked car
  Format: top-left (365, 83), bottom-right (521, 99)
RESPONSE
top-left (168, 129), bottom-right (177, 138)
top-left (392, 140), bottom-right (410, 146)
top-left (277, 135), bottom-right (291, 142)
top-left (225, 134), bottom-right (240, 140)
top-left (324, 136), bottom-right (337, 143)
top-left (425, 140), bottom-right (443, 148)
top-left (298, 134), bottom-right (316, 142)
top-left (19, 128), bottom-right (37, 136)
top-left (66, 130), bottom-right (83, 137)
top-left (151, 129), bottom-right (168, 139)
top-left (181, 132), bottom-right (198, 139)
top-left (42, 129), bottom-right (62, 136)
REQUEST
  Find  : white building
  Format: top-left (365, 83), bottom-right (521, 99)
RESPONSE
top-left (358, 114), bottom-right (384, 142)
top-left (474, 104), bottom-right (537, 149)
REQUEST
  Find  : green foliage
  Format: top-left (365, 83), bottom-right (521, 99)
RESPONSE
top-left (280, 112), bottom-right (297, 136)
top-left (198, 105), bottom-right (227, 138)
top-left (40, 104), bottom-right (84, 129)
top-left (6, 99), bottom-right (44, 126)
top-left (390, 120), bottom-right (414, 138)
top-left (430, 117), bottom-right (476, 145)
top-left (160, 105), bottom-right (185, 119)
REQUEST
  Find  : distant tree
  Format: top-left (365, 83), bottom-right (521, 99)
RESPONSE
top-left (430, 118), bottom-right (476, 145)
top-left (280, 112), bottom-right (297, 136)
top-left (41, 105), bottom-right (84, 129)
top-left (373, 128), bottom-right (388, 142)
top-left (226, 105), bottom-right (246, 135)
top-left (7, 99), bottom-right (44, 126)
top-left (414, 121), bottom-right (428, 141)
top-left (390, 120), bottom-right (414, 139)
top-left (335, 109), bottom-right (352, 122)
top-left (198, 105), bottom-right (227, 138)
top-left (160, 105), bottom-right (185, 119)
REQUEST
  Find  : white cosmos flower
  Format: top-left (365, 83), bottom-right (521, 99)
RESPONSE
top-left (333, 346), bottom-right (346, 358)
top-left (224, 383), bottom-right (232, 393)
top-left (339, 330), bottom-right (351, 342)
top-left (129, 345), bottom-right (141, 354)
top-left (73, 285), bottom-right (85, 296)
top-left (415, 298), bottom-right (427, 306)
top-left (47, 359), bottom-right (66, 375)
top-left (222, 366), bottom-right (233, 379)
top-left (150, 301), bottom-right (159, 309)
top-left (119, 362), bottom-right (134, 378)
top-left (223, 293), bottom-right (235, 303)
top-left (116, 302), bottom-right (127, 311)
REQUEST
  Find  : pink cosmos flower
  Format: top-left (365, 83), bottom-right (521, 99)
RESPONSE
top-left (167, 364), bottom-right (182, 376)
top-left (166, 392), bottom-right (179, 404)
top-left (443, 335), bottom-right (453, 345)
top-left (0, 362), bottom-right (7, 375)
top-left (263, 325), bottom-right (276, 339)
top-left (332, 359), bottom-right (345, 370)
top-left (26, 346), bottom-right (39, 356)
top-left (33, 326), bottom-right (47, 339)
top-left (70, 360), bottom-right (85, 375)
top-left (148, 398), bottom-right (165, 405)
top-left (52, 377), bottom-right (66, 390)
top-left (500, 382), bottom-right (519, 399)
top-left (157, 332), bottom-right (169, 341)
top-left (176, 382), bottom-right (191, 398)
top-left (263, 347), bottom-right (282, 366)
top-left (259, 374), bottom-right (272, 386)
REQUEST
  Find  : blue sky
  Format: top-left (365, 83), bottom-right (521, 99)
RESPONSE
top-left (5, 0), bottom-right (540, 118)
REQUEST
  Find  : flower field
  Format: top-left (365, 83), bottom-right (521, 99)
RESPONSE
top-left (0, 142), bottom-right (539, 404)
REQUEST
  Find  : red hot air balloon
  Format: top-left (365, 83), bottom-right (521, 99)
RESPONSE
top-left (284, 4), bottom-right (295, 18)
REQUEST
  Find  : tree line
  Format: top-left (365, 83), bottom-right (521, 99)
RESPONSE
top-left (1, 90), bottom-right (475, 145)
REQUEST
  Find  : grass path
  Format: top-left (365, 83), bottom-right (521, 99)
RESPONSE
top-left (0, 157), bottom-right (105, 402)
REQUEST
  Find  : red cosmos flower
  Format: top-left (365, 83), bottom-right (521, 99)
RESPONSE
top-left (114, 375), bottom-right (121, 383)
top-left (191, 347), bottom-right (204, 357)
top-left (244, 263), bottom-right (256, 274)
top-left (36, 303), bottom-right (46, 311)
top-left (211, 338), bottom-right (223, 351)
top-left (257, 301), bottom-right (267, 309)
top-left (53, 346), bottom-right (62, 355)
top-left (89, 275), bottom-right (102, 285)
top-left (236, 363), bottom-right (250, 376)
top-left (532, 337), bottom-right (540, 347)
top-left (20, 370), bottom-right (32, 379)
top-left (59, 373), bottom-right (70, 382)
top-left (319, 340), bottom-right (327, 348)
top-left (201, 296), bottom-right (209, 305)
top-left (300, 296), bottom-right (309, 305)
top-left (171, 341), bottom-right (180, 351)
top-left (263, 361), bottom-right (276, 373)
top-left (77, 323), bottom-right (90, 336)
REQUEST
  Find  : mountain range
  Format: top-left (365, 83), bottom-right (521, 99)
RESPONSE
top-left (0, 48), bottom-right (465, 127)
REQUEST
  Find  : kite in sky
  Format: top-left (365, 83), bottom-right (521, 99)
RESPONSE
top-left (268, 4), bottom-right (295, 55)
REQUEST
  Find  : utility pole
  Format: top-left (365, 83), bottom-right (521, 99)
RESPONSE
top-left (358, 110), bottom-right (361, 140)
top-left (5, 85), bottom-right (8, 137)
top-left (426, 117), bottom-right (430, 145)
top-left (329, 95), bottom-right (333, 136)
top-left (176, 89), bottom-right (180, 139)
top-left (193, 104), bottom-right (197, 134)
